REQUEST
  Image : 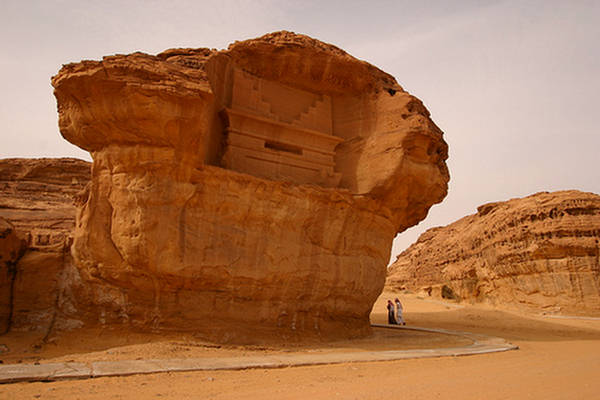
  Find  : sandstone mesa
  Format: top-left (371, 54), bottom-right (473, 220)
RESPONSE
top-left (45, 31), bottom-right (449, 341)
top-left (387, 190), bottom-right (600, 316)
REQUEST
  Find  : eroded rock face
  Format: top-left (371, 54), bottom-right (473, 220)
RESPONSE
top-left (0, 158), bottom-right (91, 239)
top-left (0, 218), bottom-right (27, 333)
top-left (52, 31), bottom-right (449, 341)
top-left (0, 158), bottom-right (91, 332)
top-left (387, 191), bottom-right (600, 316)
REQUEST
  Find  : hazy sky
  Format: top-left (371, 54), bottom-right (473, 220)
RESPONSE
top-left (1, 0), bottom-right (599, 261)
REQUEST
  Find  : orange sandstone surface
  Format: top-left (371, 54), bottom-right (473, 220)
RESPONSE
top-left (387, 190), bottom-right (600, 316)
top-left (48, 31), bottom-right (449, 342)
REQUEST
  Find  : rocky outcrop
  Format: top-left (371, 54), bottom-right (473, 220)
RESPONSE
top-left (52, 31), bottom-right (449, 342)
top-left (0, 218), bottom-right (27, 333)
top-left (0, 158), bottom-right (91, 332)
top-left (387, 191), bottom-right (600, 316)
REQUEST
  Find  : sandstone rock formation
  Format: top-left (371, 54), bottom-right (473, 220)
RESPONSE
top-left (51, 31), bottom-right (449, 341)
top-left (0, 158), bottom-right (91, 333)
top-left (387, 191), bottom-right (600, 316)
top-left (0, 158), bottom-right (90, 237)
top-left (0, 218), bottom-right (27, 333)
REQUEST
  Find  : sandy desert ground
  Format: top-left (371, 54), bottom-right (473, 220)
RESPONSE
top-left (1, 290), bottom-right (599, 399)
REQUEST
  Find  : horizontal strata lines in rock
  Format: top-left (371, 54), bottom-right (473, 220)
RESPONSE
top-left (437, 229), bottom-right (600, 249)
top-left (504, 208), bottom-right (599, 226)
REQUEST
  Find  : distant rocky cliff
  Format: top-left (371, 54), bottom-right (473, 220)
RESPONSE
top-left (387, 191), bottom-right (600, 316)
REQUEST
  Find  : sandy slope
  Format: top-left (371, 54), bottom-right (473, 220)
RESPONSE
top-left (2, 290), bottom-right (600, 399)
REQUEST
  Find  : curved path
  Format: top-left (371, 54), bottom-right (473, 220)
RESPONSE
top-left (0, 325), bottom-right (517, 384)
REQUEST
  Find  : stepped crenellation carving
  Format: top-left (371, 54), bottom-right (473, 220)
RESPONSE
top-left (223, 68), bottom-right (340, 187)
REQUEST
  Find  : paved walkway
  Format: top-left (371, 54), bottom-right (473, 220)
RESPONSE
top-left (0, 325), bottom-right (517, 384)
top-left (540, 314), bottom-right (600, 321)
